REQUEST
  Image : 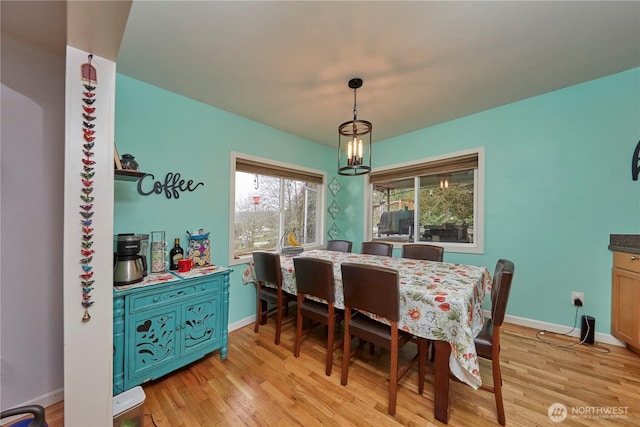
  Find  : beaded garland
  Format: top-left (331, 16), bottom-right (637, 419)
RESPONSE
top-left (80, 55), bottom-right (97, 322)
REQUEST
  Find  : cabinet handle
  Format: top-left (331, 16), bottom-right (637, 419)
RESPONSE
top-left (153, 297), bottom-right (159, 302)
top-left (201, 286), bottom-right (206, 290)
top-left (631, 256), bottom-right (638, 261)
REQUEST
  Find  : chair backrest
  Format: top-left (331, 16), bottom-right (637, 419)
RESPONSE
top-left (401, 244), bottom-right (444, 261)
top-left (361, 241), bottom-right (393, 257)
top-left (490, 259), bottom-right (515, 326)
top-left (326, 240), bottom-right (353, 253)
top-left (252, 251), bottom-right (283, 287)
top-left (341, 262), bottom-right (400, 321)
top-left (293, 257), bottom-right (335, 302)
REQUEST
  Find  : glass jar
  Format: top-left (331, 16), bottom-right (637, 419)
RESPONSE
top-left (120, 154), bottom-right (139, 170)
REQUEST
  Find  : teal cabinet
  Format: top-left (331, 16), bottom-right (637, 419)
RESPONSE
top-left (113, 268), bottom-right (230, 394)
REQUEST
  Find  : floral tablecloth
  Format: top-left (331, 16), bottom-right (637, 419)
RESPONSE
top-left (242, 249), bottom-right (491, 388)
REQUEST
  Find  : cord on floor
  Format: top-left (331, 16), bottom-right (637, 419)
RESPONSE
top-left (535, 305), bottom-right (610, 353)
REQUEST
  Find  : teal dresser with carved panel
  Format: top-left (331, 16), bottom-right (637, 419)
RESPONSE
top-left (113, 267), bottom-right (230, 394)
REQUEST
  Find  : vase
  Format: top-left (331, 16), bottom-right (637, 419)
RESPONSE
top-left (120, 154), bottom-right (139, 170)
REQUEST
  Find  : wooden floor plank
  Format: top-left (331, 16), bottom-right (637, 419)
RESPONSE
top-left (36, 321), bottom-right (640, 426)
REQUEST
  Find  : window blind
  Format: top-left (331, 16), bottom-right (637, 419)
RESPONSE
top-left (369, 153), bottom-right (478, 184)
top-left (236, 158), bottom-right (323, 184)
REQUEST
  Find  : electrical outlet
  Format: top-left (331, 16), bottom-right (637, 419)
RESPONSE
top-left (571, 291), bottom-right (584, 306)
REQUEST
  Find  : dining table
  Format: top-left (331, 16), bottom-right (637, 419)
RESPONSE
top-left (242, 249), bottom-right (491, 423)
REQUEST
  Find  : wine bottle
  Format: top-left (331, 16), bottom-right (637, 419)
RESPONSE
top-left (169, 238), bottom-right (184, 270)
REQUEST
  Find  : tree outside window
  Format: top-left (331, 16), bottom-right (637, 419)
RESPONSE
top-left (368, 149), bottom-right (483, 254)
top-left (234, 172), bottom-right (319, 258)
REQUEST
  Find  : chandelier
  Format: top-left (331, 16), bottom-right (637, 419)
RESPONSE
top-left (337, 78), bottom-right (372, 176)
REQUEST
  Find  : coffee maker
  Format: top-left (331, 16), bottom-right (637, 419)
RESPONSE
top-left (113, 233), bottom-right (148, 285)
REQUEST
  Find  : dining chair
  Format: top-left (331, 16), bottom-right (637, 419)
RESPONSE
top-left (401, 244), bottom-right (444, 262)
top-left (361, 241), bottom-right (393, 257)
top-left (326, 239), bottom-right (353, 253)
top-left (252, 251), bottom-right (296, 345)
top-left (340, 262), bottom-right (427, 416)
top-left (292, 257), bottom-right (344, 375)
top-left (473, 259), bottom-right (515, 426)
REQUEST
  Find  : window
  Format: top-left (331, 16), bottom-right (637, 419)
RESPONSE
top-left (230, 153), bottom-right (325, 264)
top-left (366, 148), bottom-right (484, 254)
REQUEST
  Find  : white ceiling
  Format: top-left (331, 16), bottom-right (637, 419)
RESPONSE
top-left (116, 1), bottom-right (640, 147)
top-left (4, 2), bottom-right (640, 148)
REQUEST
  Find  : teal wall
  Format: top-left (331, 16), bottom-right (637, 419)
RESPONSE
top-left (358, 68), bottom-right (640, 332)
top-left (114, 75), bottom-right (335, 324)
top-left (115, 68), bottom-right (640, 334)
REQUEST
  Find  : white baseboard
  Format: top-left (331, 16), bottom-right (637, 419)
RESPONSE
top-left (232, 311), bottom-right (626, 347)
top-left (229, 315), bottom-right (256, 333)
top-left (498, 312), bottom-right (626, 347)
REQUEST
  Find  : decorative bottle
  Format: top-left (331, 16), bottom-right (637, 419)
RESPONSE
top-left (169, 238), bottom-right (184, 270)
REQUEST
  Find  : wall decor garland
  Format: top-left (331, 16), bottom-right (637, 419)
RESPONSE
top-left (327, 177), bottom-right (341, 240)
top-left (80, 55), bottom-right (97, 322)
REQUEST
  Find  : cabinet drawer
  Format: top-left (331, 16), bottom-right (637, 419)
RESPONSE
top-left (613, 251), bottom-right (640, 273)
top-left (129, 277), bottom-right (222, 313)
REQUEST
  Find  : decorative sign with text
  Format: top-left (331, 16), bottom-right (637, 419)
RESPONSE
top-left (137, 172), bottom-right (204, 199)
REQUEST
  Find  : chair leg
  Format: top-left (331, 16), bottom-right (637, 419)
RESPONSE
top-left (275, 290), bottom-right (283, 345)
top-left (418, 337), bottom-right (427, 395)
top-left (325, 306), bottom-right (335, 376)
top-left (492, 355), bottom-right (505, 426)
top-left (254, 285), bottom-right (263, 333)
top-left (255, 297), bottom-right (260, 333)
top-left (341, 309), bottom-right (352, 386)
top-left (388, 325), bottom-right (399, 415)
top-left (294, 294), bottom-right (304, 357)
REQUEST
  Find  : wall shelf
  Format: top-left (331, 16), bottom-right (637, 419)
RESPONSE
top-left (114, 169), bottom-right (145, 182)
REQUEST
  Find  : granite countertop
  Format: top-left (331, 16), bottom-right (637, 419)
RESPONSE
top-left (609, 234), bottom-right (640, 254)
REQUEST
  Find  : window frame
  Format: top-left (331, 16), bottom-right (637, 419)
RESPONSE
top-left (364, 147), bottom-right (484, 254)
top-left (229, 152), bottom-right (326, 265)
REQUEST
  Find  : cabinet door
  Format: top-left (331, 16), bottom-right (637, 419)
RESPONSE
top-left (113, 296), bottom-right (126, 394)
top-left (612, 268), bottom-right (640, 345)
top-left (180, 293), bottom-right (222, 357)
top-left (127, 305), bottom-right (181, 383)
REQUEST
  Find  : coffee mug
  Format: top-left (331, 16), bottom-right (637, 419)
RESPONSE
top-left (151, 247), bottom-right (169, 273)
top-left (151, 259), bottom-right (169, 273)
top-left (151, 249), bottom-right (167, 261)
top-left (151, 241), bottom-right (167, 251)
top-left (178, 259), bottom-right (192, 273)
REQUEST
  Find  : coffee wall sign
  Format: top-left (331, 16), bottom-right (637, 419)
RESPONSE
top-left (137, 172), bottom-right (204, 199)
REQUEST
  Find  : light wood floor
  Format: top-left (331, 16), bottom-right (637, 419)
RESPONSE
top-left (36, 321), bottom-right (640, 426)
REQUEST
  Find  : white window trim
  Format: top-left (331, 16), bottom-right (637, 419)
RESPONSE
top-left (364, 147), bottom-right (484, 254)
top-left (229, 151), bottom-right (326, 266)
